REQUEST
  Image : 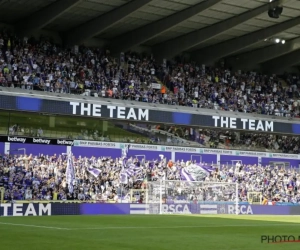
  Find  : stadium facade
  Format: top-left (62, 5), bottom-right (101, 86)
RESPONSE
top-left (0, 89), bottom-right (299, 169)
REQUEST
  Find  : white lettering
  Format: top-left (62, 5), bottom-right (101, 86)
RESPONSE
top-left (92, 104), bottom-right (101, 117)
top-left (212, 116), bottom-right (220, 127)
top-left (247, 205), bottom-right (253, 215)
top-left (33, 138), bottom-right (51, 144)
top-left (220, 117), bottom-right (228, 128)
top-left (7, 137), bottom-right (26, 143)
top-left (228, 205), bottom-right (234, 214)
top-left (175, 205), bottom-right (182, 213)
top-left (117, 107), bottom-right (126, 119)
top-left (169, 205), bottom-right (175, 213)
top-left (228, 205), bottom-right (253, 215)
top-left (138, 109), bottom-right (149, 121)
top-left (160, 204), bottom-right (191, 214)
top-left (240, 205), bottom-right (247, 214)
top-left (39, 204), bottom-right (51, 216)
top-left (70, 102), bottom-right (79, 115)
top-left (57, 140), bottom-right (74, 146)
top-left (249, 119), bottom-right (255, 130)
top-left (162, 204), bottom-right (168, 213)
top-left (256, 120), bottom-right (264, 131)
top-left (127, 108), bottom-right (137, 120)
top-left (24, 204), bottom-right (37, 216)
top-left (241, 119), bottom-right (248, 129)
top-left (182, 205), bottom-right (191, 214)
top-left (80, 103), bottom-right (91, 116)
top-left (107, 106), bottom-right (116, 118)
top-left (13, 204), bottom-right (23, 216)
top-left (230, 118), bottom-right (237, 129)
top-left (265, 121), bottom-right (273, 132)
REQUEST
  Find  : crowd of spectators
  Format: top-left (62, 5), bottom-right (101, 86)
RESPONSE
top-left (0, 153), bottom-right (299, 204)
top-left (153, 124), bottom-right (300, 154)
top-left (162, 63), bottom-right (300, 117)
top-left (1, 30), bottom-right (300, 118)
top-left (0, 30), bottom-right (157, 99)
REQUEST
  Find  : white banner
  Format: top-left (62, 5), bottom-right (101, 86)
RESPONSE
top-left (128, 144), bottom-right (160, 151)
top-left (74, 140), bottom-right (120, 148)
top-left (268, 153), bottom-right (300, 159)
top-left (237, 151), bottom-right (268, 157)
top-left (162, 146), bottom-right (198, 153)
top-left (73, 140), bottom-right (300, 160)
top-left (151, 83), bottom-right (161, 89)
top-left (200, 149), bottom-right (234, 155)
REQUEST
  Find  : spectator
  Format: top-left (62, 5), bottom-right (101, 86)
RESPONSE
top-left (1, 153), bottom-right (300, 204)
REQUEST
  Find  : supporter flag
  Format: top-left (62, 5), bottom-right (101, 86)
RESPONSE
top-left (122, 144), bottom-right (130, 158)
top-left (181, 162), bottom-right (213, 181)
top-left (120, 172), bottom-right (128, 184)
top-left (120, 144), bottom-right (130, 184)
top-left (87, 166), bottom-right (101, 178)
top-left (66, 152), bottom-right (75, 193)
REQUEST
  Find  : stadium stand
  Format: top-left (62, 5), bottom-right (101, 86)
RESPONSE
top-left (0, 153), bottom-right (299, 204)
top-left (1, 1), bottom-right (300, 207)
top-left (1, 30), bottom-right (299, 118)
top-left (137, 124), bottom-right (300, 154)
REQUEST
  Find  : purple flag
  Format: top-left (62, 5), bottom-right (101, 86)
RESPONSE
top-left (87, 166), bottom-right (101, 177)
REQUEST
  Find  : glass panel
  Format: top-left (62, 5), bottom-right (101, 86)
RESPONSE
top-left (0, 110), bottom-right (10, 135)
top-left (0, 110), bottom-right (298, 154)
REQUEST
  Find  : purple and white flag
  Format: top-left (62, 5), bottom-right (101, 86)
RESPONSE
top-left (181, 163), bottom-right (213, 181)
top-left (120, 172), bottom-right (128, 184)
top-left (87, 166), bottom-right (101, 178)
top-left (120, 144), bottom-right (130, 184)
top-left (66, 152), bottom-right (75, 193)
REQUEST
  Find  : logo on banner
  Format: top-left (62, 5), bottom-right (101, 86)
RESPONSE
top-left (162, 204), bottom-right (191, 214)
top-left (32, 138), bottom-right (51, 144)
top-left (227, 205), bottom-right (253, 214)
top-left (57, 140), bottom-right (74, 146)
top-left (7, 136), bottom-right (26, 143)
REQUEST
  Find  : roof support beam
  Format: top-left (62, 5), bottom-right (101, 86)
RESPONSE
top-left (227, 37), bottom-right (300, 70)
top-left (262, 50), bottom-right (300, 74)
top-left (110, 0), bottom-right (221, 53)
top-left (152, 0), bottom-right (280, 60)
top-left (192, 16), bottom-right (300, 64)
top-left (16, 0), bottom-right (82, 32)
top-left (64, 0), bottom-right (153, 46)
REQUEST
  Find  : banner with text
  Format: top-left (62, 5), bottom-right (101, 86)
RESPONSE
top-left (0, 203), bottom-right (294, 216)
top-left (1, 95), bottom-right (299, 134)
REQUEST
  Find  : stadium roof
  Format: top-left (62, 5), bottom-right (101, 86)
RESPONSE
top-left (0, 0), bottom-right (299, 72)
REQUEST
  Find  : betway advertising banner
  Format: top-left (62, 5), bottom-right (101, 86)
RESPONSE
top-left (0, 136), bottom-right (74, 146)
top-left (0, 203), bottom-right (294, 216)
top-left (1, 95), bottom-right (300, 134)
